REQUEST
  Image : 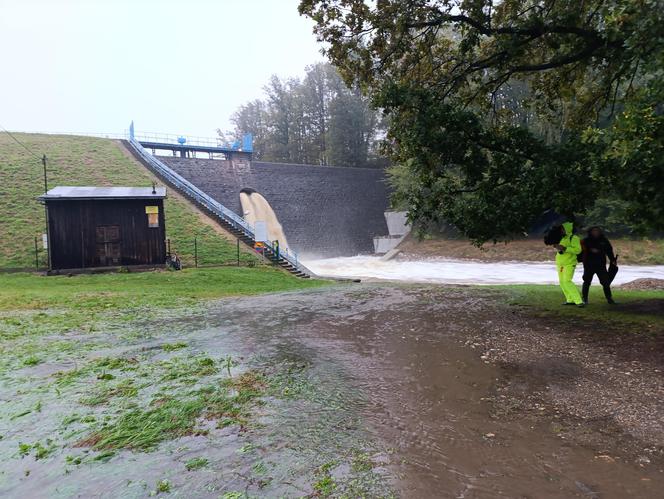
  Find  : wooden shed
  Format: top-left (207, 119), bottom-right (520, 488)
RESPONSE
top-left (39, 186), bottom-right (167, 271)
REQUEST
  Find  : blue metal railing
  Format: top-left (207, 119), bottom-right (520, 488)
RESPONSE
top-left (128, 137), bottom-right (253, 234)
top-left (125, 136), bottom-right (304, 272)
top-left (134, 131), bottom-right (225, 148)
top-left (134, 132), bottom-right (253, 153)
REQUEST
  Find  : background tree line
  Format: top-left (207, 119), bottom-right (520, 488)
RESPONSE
top-left (222, 63), bottom-right (387, 168)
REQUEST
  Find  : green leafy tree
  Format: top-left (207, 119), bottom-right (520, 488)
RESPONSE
top-left (299, 0), bottom-right (664, 242)
top-left (581, 198), bottom-right (634, 236)
top-left (264, 75), bottom-right (297, 162)
top-left (301, 62), bottom-right (335, 164)
top-left (229, 100), bottom-right (268, 160)
top-left (586, 82), bottom-right (664, 232)
top-left (327, 86), bottom-right (377, 167)
top-left (226, 63), bottom-right (385, 167)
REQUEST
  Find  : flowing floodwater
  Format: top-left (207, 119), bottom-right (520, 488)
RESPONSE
top-left (193, 286), bottom-right (664, 498)
top-left (304, 256), bottom-right (664, 285)
top-left (2, 285), bottom-right (663, 497)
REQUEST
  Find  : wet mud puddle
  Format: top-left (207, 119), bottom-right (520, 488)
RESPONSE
top-left (2, 285), bottom-right (662, 498)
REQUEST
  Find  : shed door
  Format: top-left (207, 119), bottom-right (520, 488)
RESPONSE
top-left (95, 225), bottom-right (121, 266)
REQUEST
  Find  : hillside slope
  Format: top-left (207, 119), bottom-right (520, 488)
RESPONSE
top-left (0, 133), bottom-right (258, 269)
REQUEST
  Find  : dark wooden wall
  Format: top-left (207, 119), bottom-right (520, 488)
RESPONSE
top-left (46, 199), bottom-right (166, 270)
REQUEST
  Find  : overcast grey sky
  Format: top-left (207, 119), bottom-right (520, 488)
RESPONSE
top-left (0, 0), bottom-right (324, 138)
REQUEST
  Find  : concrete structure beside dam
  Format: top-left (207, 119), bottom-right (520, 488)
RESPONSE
top-left (373, 211), bottom-right (410, 254)
top-left (159, 157), bottom-right (391, 257)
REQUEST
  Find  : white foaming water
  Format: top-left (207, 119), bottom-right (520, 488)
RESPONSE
top-left (303, 256), bottom-right (664, 285)
top-left (240, 190), bottom-right (290, 251)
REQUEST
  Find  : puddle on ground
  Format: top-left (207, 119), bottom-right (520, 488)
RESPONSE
top-left (1, 284), bottom-right (662, 498)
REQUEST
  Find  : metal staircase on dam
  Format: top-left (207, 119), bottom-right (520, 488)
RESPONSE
top-left (122, 138), bottom-right (313, 278)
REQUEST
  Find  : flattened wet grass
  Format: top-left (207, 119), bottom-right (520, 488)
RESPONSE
top-left (162, 342), bottom-right (187, 352)
top-left (79, 379), bottom-right (138, 406)
top-left (53, 356), bottom-right (138, 387)
top-left (76, 370), bottom-right (265, 452)
top-left (80, 396), bottom-right (208, 452)
top-left (159, 356), bottom-right (217, 383)
top-left (184, 456), bottom-right (208, 471)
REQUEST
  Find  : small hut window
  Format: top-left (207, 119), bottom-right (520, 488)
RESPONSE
top-left (145, 206), bottom-right (159, 228)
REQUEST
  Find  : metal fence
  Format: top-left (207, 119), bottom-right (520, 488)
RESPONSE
top-left (0, 235), bottom-right (263, 273)
top-left (166, 237), bottom-right (259, 269)
top-left (131, 131), bottom-right (225, 148)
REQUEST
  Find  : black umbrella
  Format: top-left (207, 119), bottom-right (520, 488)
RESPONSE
top-left (608, 255), bottom-right (619, 284)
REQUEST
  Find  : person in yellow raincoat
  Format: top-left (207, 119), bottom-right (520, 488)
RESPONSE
top-left (553, 222), bottom-right (584, 307)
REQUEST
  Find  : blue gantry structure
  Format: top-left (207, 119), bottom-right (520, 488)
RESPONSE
top-left (129, 121), bottom-right (253, 161)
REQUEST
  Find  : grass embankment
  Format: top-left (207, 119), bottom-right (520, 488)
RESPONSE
top-left (0, 133), bottom-right (256, 269)
top-left (497, 285), bottom-right (664, 329)
top-left (399, 236), bottom-right (664, 265)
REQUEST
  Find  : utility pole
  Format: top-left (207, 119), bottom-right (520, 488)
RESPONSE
top-left (42, 154), bottom-right (48, 193)
top-left (42, 154), bottom-right (49, 270)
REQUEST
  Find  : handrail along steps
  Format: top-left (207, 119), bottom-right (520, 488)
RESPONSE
top-left (124, 137), bottom-right (311, 278)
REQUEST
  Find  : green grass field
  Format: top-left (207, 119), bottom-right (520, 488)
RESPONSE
top-left (0, 267), bottom-right (327, 315)
top-left (497, 284), bottom-right (664, 329)
top-left (0, 268), bottom-right (329, 375)
top-left (0, 133), bottom-right (257, 269)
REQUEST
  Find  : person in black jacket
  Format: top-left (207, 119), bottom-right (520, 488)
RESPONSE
top-left (581, 226), bottom-right (616, 305)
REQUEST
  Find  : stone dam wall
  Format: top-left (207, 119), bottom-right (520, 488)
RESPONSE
top-left (159, 157), bottom-right (390, 257)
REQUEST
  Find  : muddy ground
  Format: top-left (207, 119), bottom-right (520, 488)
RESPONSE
top-left (1, 284), bottom-right (663, 498)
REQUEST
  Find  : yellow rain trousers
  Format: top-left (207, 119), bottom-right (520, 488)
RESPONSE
top-left (556, 222), bottom-right (583, 305)
top-left (558, 264), bottom-right (583, 304)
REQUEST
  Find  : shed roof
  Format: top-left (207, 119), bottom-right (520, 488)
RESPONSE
top-left (39, 186), bottom-right (167, 201)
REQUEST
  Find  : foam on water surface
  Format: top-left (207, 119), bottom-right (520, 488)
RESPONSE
top-left (304, 256), bottom-right (664, 285)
